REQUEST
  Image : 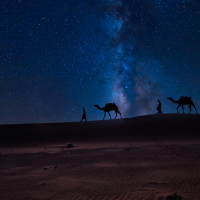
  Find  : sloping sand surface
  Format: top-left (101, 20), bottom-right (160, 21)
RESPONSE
top-left (1, 114), bottom-right (200, 199)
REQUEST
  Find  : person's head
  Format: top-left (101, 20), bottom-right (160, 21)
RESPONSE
top-left (83, 107), bottom-right (85, 110)
top-left (157, 99), bottom-right (160, 102)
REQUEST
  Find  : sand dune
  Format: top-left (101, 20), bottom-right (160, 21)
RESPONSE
top-left (1, 114), bottom-right (200, 199)
top-left (1, 114), bottom-right (200, 145)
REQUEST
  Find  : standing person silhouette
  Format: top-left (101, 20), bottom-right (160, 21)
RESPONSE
top-left (157, 99), bottom-right (163, 114)
top-left (81, 107), bottom-right (87, 122)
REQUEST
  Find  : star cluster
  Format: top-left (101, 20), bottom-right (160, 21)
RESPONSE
top-left (1, 0), bottom-right (200, 124)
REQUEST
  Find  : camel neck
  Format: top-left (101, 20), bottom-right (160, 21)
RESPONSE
top-left (171, 98), bottom-right (178, 103)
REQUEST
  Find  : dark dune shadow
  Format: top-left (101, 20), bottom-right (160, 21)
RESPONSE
top-left (1, 114), bottom-right (200, 146)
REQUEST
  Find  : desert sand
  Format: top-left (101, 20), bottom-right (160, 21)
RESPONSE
top-left (1, 114), bottom-right (200, 200)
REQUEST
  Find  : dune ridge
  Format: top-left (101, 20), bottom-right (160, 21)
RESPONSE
top-left (1, 114), bottom-right (200, 145)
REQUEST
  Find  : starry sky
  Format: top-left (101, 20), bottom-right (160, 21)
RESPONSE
top-left (1, 0), bottom-right (200, 124)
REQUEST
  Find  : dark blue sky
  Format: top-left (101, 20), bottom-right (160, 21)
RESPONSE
top-left (1, 0), bottom-right (200, 124)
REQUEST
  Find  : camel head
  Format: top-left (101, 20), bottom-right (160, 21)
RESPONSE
top-left (167, 97), bottom-right (172, 100)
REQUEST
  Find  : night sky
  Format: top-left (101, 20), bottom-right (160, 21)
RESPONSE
top-left (1, 0), bottom-right (200, 124)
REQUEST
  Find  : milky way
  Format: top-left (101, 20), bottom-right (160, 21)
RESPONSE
top-left (1, 0), bottom-right (200, 124)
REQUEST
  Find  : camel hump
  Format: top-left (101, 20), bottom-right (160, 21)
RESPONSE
top-left (112, 102), bottom-right (118, 107)
top-left (106, 103), bottom-right (112, 106)
top-left (180, 96), bottom-right (192, 100)
top-left (106, 103), bottom-right (118, 108)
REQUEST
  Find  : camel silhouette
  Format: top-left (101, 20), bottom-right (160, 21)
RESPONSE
top-left (94, 103), bottom-right (122, 120)
top-left (167, 96), bottom-right (197, 114)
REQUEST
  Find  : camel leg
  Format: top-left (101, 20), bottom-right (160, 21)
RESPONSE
top-left (103, 112), bottom-right (106, 120)
top-left (176, 105), bottom-right (181, 114)
top-left (189, 104), bottom-right (191, 114)
top-left (192, 102), bottom-right (198, 114)
top-left (182, 105), bottom-right (184, 114)
top-left (108, 112), bottom-right (111, 119)
top-left (118, 111), bottom-right (122, 119)
top-left (115, 111), bottom-right (120, 119)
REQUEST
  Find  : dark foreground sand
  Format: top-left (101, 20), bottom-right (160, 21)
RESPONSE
top-left (1, 114), bottom-right (200, 200)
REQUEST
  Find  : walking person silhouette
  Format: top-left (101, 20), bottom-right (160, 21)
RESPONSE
top-left (156, 99), bottom-right (163, 114)
top-left (81, 107), bottom-right (87, 122)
